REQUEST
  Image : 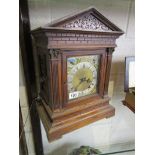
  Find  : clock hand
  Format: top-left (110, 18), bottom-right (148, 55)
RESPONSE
top-left (86, 78), bottom-right (91, 83)
top-left (74, 77), bottom-right (92, 91)
top-left (74, 81), bottom-right (83, 91)
top-left (80, 77), bottom-right (86, 82)
top-left (74, 77), bottom-right (87, 90)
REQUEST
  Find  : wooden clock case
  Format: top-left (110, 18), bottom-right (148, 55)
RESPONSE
top-left (31, 7), bottom-right (124, 142)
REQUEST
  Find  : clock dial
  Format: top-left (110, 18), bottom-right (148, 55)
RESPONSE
top-left (67, 55), bottom-right (100, 100)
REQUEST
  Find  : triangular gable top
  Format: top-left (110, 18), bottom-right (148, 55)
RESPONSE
top-left (45, 7), bottom-right (123, 33)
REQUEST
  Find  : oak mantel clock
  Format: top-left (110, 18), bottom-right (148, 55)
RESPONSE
top-left (31, 7), bottom-right (124, 142)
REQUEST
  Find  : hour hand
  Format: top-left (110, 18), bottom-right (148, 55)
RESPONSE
top-left (86, 78), bottom-right (91, 83)
top-left (79, 77), bottom-right (86, 82)
top-left (74, 77), bottom-right (86, 90)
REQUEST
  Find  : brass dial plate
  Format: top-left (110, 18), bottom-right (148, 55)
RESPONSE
top-left (67, 55), bottom-right (100, 100)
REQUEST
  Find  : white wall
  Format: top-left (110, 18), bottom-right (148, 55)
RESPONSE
top-left (23, 0), bottom-right (135, 154)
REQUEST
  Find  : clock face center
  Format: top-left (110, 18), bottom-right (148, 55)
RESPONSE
top-left (67, 55), bottom-right (99, 100)
top-left (72, 62), bottom-right (96, 92)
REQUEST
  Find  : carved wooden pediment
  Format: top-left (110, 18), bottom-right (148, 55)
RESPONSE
top-left (32, 7), bottom-right (124, 50)
top-left (45, 7), bottom-right (123, 33)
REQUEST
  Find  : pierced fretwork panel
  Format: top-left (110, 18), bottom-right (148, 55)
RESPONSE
top-left (62, 14), bottom-right (112, 32)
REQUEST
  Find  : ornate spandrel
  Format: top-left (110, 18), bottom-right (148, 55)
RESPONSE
top-left (62, 14), bottom-right (112, 32)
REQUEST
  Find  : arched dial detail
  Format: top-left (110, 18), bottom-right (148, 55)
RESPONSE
top-left (67, 55), bottom-right (99, 100)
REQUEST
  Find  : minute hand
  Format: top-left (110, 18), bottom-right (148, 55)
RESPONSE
top-left (75, 80), bottom-right (83, 89)
top-left (74, 78), bottom-right (91, 90)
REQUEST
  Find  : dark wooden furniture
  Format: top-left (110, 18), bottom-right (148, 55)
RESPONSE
top-left (20, 0), bottom-right (43, 153)
top-left (32, 7), bottom-right (124, 142)
top-left (122, 56), bottom-right (135, 113)
top-left (19, 104), bottom-right (28, 155)
top-left (123, 90), bottom-right (135, 113)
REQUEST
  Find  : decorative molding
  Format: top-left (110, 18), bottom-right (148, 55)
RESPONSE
top-left (49, 49), bottom-right (61, 59)
top-left (38, 54), bottom-right (49, 104)
top-left (107, 47), bottom-right (115, 55)
top-left (62, 14), bottom-right (112, 32)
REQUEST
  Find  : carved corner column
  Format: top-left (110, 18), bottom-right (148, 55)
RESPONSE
top-left (49, 49), bottom-right (62, 111)
top-left (104, 48), bottom-right (114, 98)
